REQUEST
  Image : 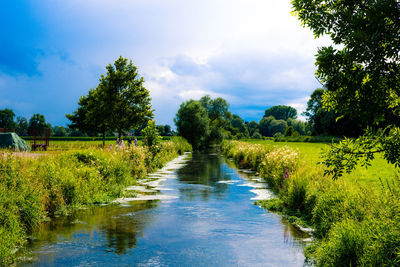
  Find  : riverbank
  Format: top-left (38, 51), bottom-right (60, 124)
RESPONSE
top-left (0, 138), bottom-right (191, 265)
top-left (221, 140), bottom-right (400, 266)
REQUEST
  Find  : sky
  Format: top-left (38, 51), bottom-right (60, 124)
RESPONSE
top-left (0, 0), bottom-right (330, 127)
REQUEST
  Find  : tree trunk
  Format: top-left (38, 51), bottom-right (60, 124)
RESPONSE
top-left (118, 129), bottom-right (122, 139)
top-left (102, 130), bottom-right (105, 147)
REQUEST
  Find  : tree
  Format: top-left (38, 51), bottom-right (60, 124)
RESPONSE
top-left (284, 126), bottom-right (294, 137)
top-left (66, 89), bottom-right (108, 143)
top-left (16, 116), bottom-right (28, 136)
top-left (259, 116), bottom-right (275, 136)
top-left (200, 95), bottom-right (232, 143)
top-left (174, 100), bottom-right (210, 150)
top-left (28, 114), bottom-right (47, 135)
top-left (286, 118), bottom-right (308, 136)
top-left (246, 120), bottom-right (259, 137)
top-left (292, 1), bottom-right (400, 128)
top-left (269, 119), bottom-right (287, 136)
top-left (0, 109), bottom-right (17, 129)
top-left (67, 56), bottom-right (153, 144)
top-left (264, 105), bottom-right (297, 121)
top-left (53, 126), bottom-right (68, 137)
top-left (99, 56), bottom-right (153, 137)
top-left (292, 0), bottom-right (400, 177)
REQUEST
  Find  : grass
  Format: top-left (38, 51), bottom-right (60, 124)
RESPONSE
top-left (244, 139), bottom-right (397, 188)
top-left (0, 137), bottom-right (192, 265)
top-left (221, 140), bottom-right (400, 266)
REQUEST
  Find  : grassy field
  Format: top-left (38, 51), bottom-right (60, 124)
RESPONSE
top-left (244, 139), bottom-right (397, 188)
top-left (221, 140), bottom-right (400, 266)
top-left (25, 140), bottom-right (144, 151)
top-left (0, 137), bottom-right (191, 265)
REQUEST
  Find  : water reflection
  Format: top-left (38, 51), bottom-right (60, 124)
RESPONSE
top-left (20, 152), bottom-right (308, 266)
top-left (21, 201), bottom-right (159, 264)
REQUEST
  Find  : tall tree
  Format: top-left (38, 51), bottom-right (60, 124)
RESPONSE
top-left (174, 100), bottom-right (210, 150)
top-left (28, 114), bottom-right (47, 135)
top-left (99, 56), bottom-right (153, 137)
top-left (16, 116), bottom-right (28, 136)
top-left (264, 105), bottom-right (297, 121)
top-left (200, 95), bottom-right (232, 143)
top-left (67, 56), bottom-right (153, 143)
top-left (0, 109), bottom-right (17, 129)
top-left (292, 0), bottom-right (400, 177)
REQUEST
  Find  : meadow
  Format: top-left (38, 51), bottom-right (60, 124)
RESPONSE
top-left (0, 137), bottom-right (191, 265)
top-left (221, 140), bottom-right (400, 266)
top-left (244, 139), bottom-right (397, 188)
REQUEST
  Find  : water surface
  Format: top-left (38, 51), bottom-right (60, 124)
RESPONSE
top-left (20, 152), bottom-right (307, 266)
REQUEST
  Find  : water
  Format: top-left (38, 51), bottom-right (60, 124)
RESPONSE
top-left (19, 152), bottom-right (308, 266)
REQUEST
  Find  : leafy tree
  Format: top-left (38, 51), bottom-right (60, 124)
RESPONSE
top-left (230, 114), bottom-right (249, 139)
top-left (200, 95), bottom-right (232, 143)
top-left (28, 114), bottom-right (47, 135)
top-left (66, 89), bottom-right (108, 143)
top-left (53, 126), bottom-right (68, 137)
top-left (292, 0), bottom-right (400, 177)
top-left (259, 116), bottom-right (275, 136)
top-left (67, 56), bottom-right (153, 144)
top-left (303, 88), bottom-right (362, 136)
top-left (0, 109), bottom-right (17, 129)
top-left (16, 116), bottom-right (28, 136)
top-left (269, 119), bottom-right (287, 136)
top-left (99, 56), bottom-right (153, 137)
top-left (264, 105), bottom-right (297, 121)
top-left (284, 126), bottom-right (294, 137)
top-left (246, 120), bottom-right (259, 137)
top-left (174, 100), bottom-right (210, 150)
top-left (286, 118), bottom-right (308, 136)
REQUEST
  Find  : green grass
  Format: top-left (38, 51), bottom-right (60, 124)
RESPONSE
top-left (244, 139), bottom-right (397, 188)
top-left (0, 138), bottom-right (191, 265)
top-left (221, 140), bottom-right (400, 266)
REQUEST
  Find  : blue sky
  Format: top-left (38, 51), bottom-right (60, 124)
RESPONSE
top-left (0, 0), bottom-right (329, 127)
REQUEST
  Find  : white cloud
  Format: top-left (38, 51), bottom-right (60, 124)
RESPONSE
top-left (1, 0), bottom-right (332, 126)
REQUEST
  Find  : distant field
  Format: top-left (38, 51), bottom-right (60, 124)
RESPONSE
top-left (244, 139), bottom-right (398, 188)
top-left (24, 139), bottom-right (144, 151)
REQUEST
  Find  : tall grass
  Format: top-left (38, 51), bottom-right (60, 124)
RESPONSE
top-left (0, 138), bottom-right (191, 265)
top-left (221, 140), bottom-right (400, 266)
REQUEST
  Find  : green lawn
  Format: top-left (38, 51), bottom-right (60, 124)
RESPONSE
top-left (244, 139), bottom-right (398, 188)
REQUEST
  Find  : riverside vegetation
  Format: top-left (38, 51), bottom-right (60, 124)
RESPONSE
top-left (221, 140), bottom-right (400, 266)
top-left (0, 137), bottom-right (191, 265)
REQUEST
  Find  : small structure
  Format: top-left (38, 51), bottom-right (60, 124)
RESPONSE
top-left (0, 128), bottom-right (31, 151)
top-left (30, 128), bottom-right (50, 151)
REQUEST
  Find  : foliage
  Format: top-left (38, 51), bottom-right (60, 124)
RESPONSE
top-left (322, 126), bottom-right (400, 179)
top-left (0, 138), bottom-right (191, 265)
top-left (16, 116), bottom-right (28, 136)
top-left (0, 109), bottom-right (17, 129)
top-left (292, 0), bottom-right (400, 177)
top-left (174, 99), bottom-right (210, 150)
top-left (246, 120), bottom-right (259, 137)
top-left (264, 105), bottom-right (297, 121)
top-left (142, 120), bottom-right (161, 156)
top-left (284, 126), bottom-right (294, 137)
top-left (303, 88), bottom-right (362, 137)
top-left (66, 56), bottom-right (153, 141)
top-left (28, 114), bottom-right (49, 135)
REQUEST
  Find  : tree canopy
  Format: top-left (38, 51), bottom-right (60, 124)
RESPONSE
top-left (263, 105), bottom-right (297, 121)
top-left (66, 56), bottom-right (153, 143)
top-left (174, 99), bottom-right (210, 150)
top-left (0, 109), bottom-right (17, 129)
top-left (292, 0), bottom-right (400, 177)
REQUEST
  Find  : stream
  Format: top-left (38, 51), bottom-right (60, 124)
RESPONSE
top-left (19, 152), bottom-right (308, 266)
